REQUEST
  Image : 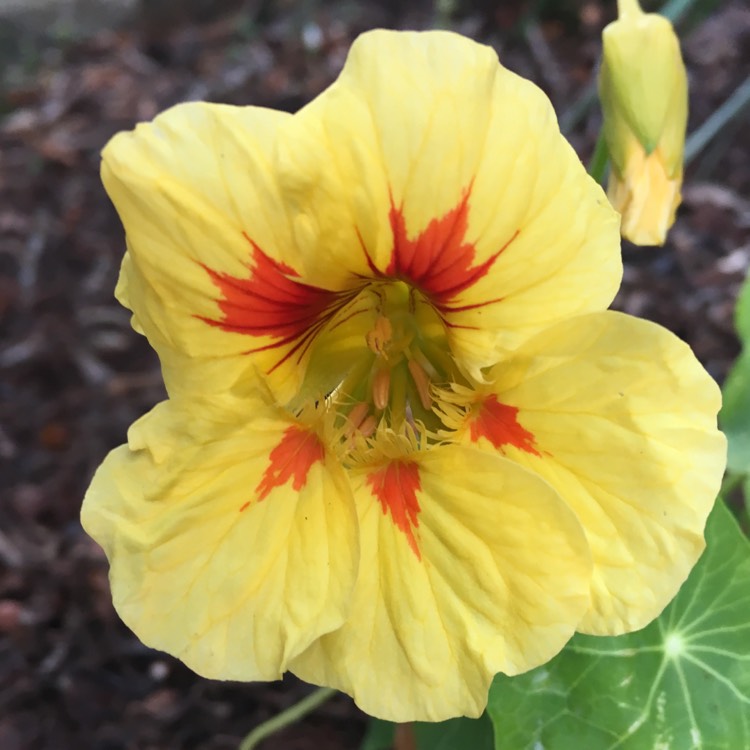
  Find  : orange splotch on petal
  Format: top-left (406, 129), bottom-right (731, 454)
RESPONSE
top-left (201, 233), bottom-right (354, 373)
top-left (366, 461), bottom-right (422, 559)
top-left (364, 185), bottom-right (519, 316)
top-left (253, 425), bottom-right (326, 503)
top-left (470, 395), bottom-right (541, 456)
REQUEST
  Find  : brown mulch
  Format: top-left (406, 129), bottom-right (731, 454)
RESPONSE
top-left (1, 1), bottom-right (748, 749)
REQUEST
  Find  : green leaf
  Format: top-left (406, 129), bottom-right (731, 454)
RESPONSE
top-left (487, 499), bottom-right (750, 750)
top-left (413, 715), bottom-right (494, 750)
top-left (361, 719), bottom-right (395, 750)
top-left (361, 714), bottom-right (494, 750)
top-left (721, 272), bottom-right (750, 475)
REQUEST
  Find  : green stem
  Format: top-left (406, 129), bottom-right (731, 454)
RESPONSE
top-left (238, 687), bottom-right (337, 750)
top-left (659, 0), bottom-right (705, 24)
top-left (617, 0), bottom-right (643, 18)
top-left (588, 131), bottom-right (609, 185)
top-left (433, 0), bottom-right (455, 29)
top-left (684, 77), bottom-right (750, 166)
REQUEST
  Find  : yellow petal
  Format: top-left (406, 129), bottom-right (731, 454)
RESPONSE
top-left (115, 249), bottom-right (261, 399)
top-left (278, 29), bottom-right (621, 378)
top-left (606, 140), bottom-right (682, 246)
top-left (460, 311), bottom-right (725, 634)
top-left (103, 102), bottom-right (337, 403)
top-left (81, 395), bottom-right (359, 680)
top-left (290, 445), bottom-right (592, 721)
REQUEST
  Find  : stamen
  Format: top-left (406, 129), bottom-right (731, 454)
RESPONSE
top-left (411, 347), bottom-right (439, 380)
top-left (358, 415), bottom-right (378, 438)
top-left (347, 402), bottom-right (370, 431)
top-left (372, 367), bottom-right (391, 411)
top-left (408, 359), bottom-right (433, 410)
top-left (366, 315), bottom-right (393, 357)
top-left (343, 404), bottom-right (377, 449)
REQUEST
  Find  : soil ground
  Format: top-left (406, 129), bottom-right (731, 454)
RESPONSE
top-left (1, 1), bottom-right (749, 748)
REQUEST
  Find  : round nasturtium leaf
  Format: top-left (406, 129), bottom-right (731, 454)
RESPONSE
top-left (487, 499), bottom-right (750, 750)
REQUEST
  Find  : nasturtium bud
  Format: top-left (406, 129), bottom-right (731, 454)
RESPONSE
top-left (599, 0), bottom-right (688, 246)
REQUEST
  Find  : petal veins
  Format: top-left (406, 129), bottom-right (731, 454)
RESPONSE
top-left (366, 461), bottom-right (422, 559)
top-left (200, 233), bottom-right (355, 373)
top-left (362, 185), bottom-right (518, 314)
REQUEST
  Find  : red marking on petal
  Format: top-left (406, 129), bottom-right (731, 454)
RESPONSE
top-left (239, 501), bottom-right (250, 513)
top-left (367, 461), bottom-right (422, 559)
top-left (439, 297), bottom-right (504, 313)
top-left (200, 234), bottom-right (357, 374)
top-left (356, 227), bottom-right (381, 278)
top-left (256, 426), bottom-right (325, 501)
top-left (381, 185), bottom-right (518, 313)
top-left (470, 395), bottom-right (540, 456)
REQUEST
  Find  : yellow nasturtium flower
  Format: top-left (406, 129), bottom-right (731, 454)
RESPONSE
top-left (82, 30), bottom-right (725, 722)
top-left (599, 0), bottom-right (688, 245)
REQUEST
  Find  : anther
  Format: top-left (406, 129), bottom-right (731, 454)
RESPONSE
top-left (347, 402), bottom-right (370, 431)
top-left (408, 359), bottom-right (433, 410)
top-left (366, 315), bottom-right (393, 357)
top-left (372, 367), bottom-right (391, 411)
top-left (344, 403), bottom-right (377, 446)
top-left (358, 415), bottom-right (378, 438)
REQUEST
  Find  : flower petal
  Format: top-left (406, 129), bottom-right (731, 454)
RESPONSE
top-left (607, 140), bottom-right (681, 246)
top-left (104, 102), bottom-right (341, 402)
top-left (461, 311), bottom-right (726, 634)
top-left (290, 445), bottom-right (591, 721)
top-left (81, 395), bottom-right (359, 680)
top-left (277, 29), bottom-right (621, 376)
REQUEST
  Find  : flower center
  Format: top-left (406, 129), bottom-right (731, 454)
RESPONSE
top-left (300, 280), bottom-right (458, 463)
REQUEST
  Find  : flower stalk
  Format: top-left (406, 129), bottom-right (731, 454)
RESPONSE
top-left (238, 688), bottom-right (337, 750)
